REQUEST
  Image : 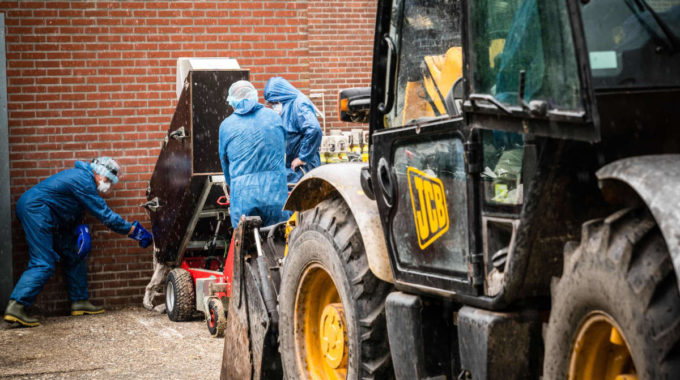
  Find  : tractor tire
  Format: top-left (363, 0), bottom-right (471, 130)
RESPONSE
top-left (206, 297), bottom-right (227, 338)
top-left (165, 268), bottom-right (195, 322)
top-left (279, 196), bottom-right (394, 380)
top-left (544, 208), bottom-right (680, 379)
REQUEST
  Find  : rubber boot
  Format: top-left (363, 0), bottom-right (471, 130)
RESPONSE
top-left (71, 300), bottom-right (105, 316)
top-left (3, 300), bottom-right (40, 327)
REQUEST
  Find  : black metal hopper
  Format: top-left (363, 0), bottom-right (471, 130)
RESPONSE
top-left (145, 69), bottom-right (249, 263)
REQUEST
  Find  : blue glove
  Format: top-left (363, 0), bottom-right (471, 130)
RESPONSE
top-left (75, 224), bottom-right (92, 259)
top-left (129, 220), bottom-right (153, 248)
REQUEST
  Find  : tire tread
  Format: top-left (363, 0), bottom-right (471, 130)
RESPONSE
top-left (545, 208), bottom-right (680, 379)
top-left (281, 196), bottom-right (393, 379)
top-left (207, 298), bottom-right (227, 338)
top-left (166, 268), bottom-right (195, 322)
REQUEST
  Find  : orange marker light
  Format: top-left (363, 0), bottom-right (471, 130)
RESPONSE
top-left (340, 98), bottom-right (349, 112)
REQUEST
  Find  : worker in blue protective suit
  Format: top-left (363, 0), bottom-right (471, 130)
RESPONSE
top-left (219, 80), bottom-right (290, 228)
top-left (3, 157), bottom-right (153, 327)
top-left (263, 77), bottom-right (323, 184)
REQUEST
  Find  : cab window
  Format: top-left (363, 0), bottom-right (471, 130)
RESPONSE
top-left (481, 130), bottom-right (524, 208)
top-left (581, 0), bottom-right (680, 89)
top-left (385, 0), bottom-right (463, 128)
top-left (468, 0), bottom-right (581, 111)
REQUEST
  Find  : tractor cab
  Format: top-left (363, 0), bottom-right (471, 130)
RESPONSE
top-left (348, 0), bottom-right (680, 305)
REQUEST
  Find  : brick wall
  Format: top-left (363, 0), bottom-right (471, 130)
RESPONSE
top-left (308, 0), bottom-right (376, 131)
top-left (2, 0), bottom-right (375, 314)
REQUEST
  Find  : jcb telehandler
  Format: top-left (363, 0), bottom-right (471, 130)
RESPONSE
top-left (221, 0), bottom-right (680, 378)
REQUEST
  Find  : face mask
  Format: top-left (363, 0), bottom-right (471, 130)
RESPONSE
top-left (98, 179), bottom-right (111, 194)
top-left (272, 103), bottom-right (283, 115)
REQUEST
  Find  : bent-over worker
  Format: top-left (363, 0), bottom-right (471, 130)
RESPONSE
top-left (263, 77), bottom-right (323, 184)
top-left (3, 157), bottom-right (153, 327)
top-left (219, 80), bottom-right (289, 228)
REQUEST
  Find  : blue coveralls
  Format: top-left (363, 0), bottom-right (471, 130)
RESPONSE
top-left (263, 77), bottom-right (323, 184)
top-left (10, 161), bottom-right (132, 307)
top-left (219, 98), bottom-right (289, 228)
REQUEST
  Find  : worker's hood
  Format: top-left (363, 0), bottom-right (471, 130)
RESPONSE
top-left (74, 160), bottom-right (93, 175)
top-left (264, 77), bottom-right (301, 104)
top-left (232, 98), bottom-right (263, 115)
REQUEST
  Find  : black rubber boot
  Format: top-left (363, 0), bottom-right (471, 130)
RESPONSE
top-left (71, 300), bottom-right (105, 316)
top-left (3, 300), bottom-right (40, 327)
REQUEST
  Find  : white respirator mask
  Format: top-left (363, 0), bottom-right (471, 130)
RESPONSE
top-left (272, 103), bottom-right (283, 115)
top-left (98, 179), bottom-right (112, 194)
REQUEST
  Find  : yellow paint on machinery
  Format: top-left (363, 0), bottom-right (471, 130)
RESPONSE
top-left (294, 264), bottom-right (348, 380)
top-left (283, 212), bottom-right (297, 257)
top-left (320, 303), bottom-right (348, 370)
top-left (423, 46), bottom-right (463, 114)
top-left (407, 166), bottom-right (450, 249)
top-left (568, 312), bottom-right (637, 380)
top-left (401, 46), bottom-right (463, 124)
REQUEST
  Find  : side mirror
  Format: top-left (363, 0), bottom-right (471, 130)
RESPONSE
top-left (338, 87), bottom-right (371, 123)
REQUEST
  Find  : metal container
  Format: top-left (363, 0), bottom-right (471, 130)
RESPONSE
top-left (146, 69), bottom-right (248, 263)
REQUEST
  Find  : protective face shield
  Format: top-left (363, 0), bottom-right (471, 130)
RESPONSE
top-left (271, 102), bottom-right (283, 115)
top-left (227, 80), bottom-right (258, 108)
top-left (91, 157), bottom-right (121, 184)
top-left (97, 178), bottom-right (112, 194)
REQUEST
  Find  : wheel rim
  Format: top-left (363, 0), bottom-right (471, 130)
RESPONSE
top-left (294, 264), bottom-right (348, 380)
top-left (166, 281), bottom-right (175, 313)
top-left (569, 312), bottom-right (637, 380)
top-left (209, 306), bottom-right (216, 329)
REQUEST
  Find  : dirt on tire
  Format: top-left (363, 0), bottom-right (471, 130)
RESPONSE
top-left (278, 196), bottom-right (394, 379)
top-left (544, 208), bottom-right (680, 379)
top-left (207, 298), bottom-right (227, 338)
top-left (166, 268), bottom-right (195, 322)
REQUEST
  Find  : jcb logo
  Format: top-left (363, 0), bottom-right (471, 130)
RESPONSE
top-left (407, 167), bottom-right (449, 250)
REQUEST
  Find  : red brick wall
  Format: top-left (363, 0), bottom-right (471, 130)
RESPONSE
top-left (2, 0), bottom-right (375, 314)
top-left (308, 0), bottom-right (376, 131)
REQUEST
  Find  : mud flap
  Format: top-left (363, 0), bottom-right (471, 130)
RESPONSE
top-left (220, 216), bottom-right (282, 380)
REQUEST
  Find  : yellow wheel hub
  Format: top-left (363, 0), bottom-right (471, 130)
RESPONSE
top-left (569, 312), bottom-right (637, 380)
top-left (294, 264), bottom-right (348, 379)
top-left (320, 303), bottom-right (347, 369)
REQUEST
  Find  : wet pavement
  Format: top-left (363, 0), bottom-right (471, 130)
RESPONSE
top-left (0, 306), bottom-right (222, 379)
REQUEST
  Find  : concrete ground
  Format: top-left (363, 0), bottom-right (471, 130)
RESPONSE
top-left (0, 306), bottom-right (223, 379)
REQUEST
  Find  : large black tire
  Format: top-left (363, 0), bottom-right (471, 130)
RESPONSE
top-left (279, 196), bottom-right (394, 380)
top-left (544, 208), bottom-right (680, 379)
top-left (165, 268), bottom-right (195, 322)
